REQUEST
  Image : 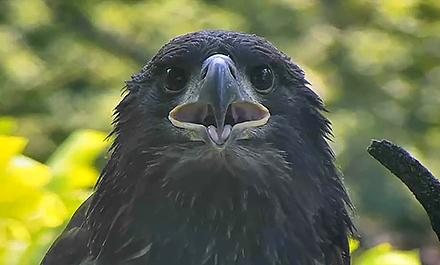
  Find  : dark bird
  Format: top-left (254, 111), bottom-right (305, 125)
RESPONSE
top-left (41, 30), bottom-right (354, 265)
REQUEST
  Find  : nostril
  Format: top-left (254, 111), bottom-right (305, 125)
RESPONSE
top-left (200, 54), bottom-right (237, 81)
top-left (201, 64), bottom-right (236, 80)
top-left (228, 65), bottom-right (237, 80)
top-left (200, 67), bottom-right (208, 80)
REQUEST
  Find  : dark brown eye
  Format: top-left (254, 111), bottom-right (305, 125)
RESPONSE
top-left (250, 65), bottom-right (274, 94)
top-left (164, 67), bottom-right (188, 93)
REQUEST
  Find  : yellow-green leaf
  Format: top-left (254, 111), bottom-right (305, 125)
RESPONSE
top-left (30, 193), bottom-right (68, 228)
top-left (47, 129), bottom-right (109, 190)
top-left (354, 243), bottom-right (421, 265)
top-left (349, 237), bottom-right (360, 253)
top-left (7, 155), bottom-right (52, 187)
top-left (0, 136), bottom-right (28, 171)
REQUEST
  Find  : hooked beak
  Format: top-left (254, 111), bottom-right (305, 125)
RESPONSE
top-left (168, 54), bottom-right (270, 146)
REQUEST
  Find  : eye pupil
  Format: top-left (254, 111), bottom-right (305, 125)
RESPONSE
top-left (250, 65), bottom-right (274, 93)
top-left (165, 67), bottom-right (188, 93)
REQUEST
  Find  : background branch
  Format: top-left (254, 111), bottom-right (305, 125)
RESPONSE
top-left (43, 0), bottom-right (148, 65)
top-left (367, 139), bottom-right (440, 241)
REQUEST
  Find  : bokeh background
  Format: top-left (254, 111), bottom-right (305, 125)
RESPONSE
top-left (1, 0), bottom-right (439, 264)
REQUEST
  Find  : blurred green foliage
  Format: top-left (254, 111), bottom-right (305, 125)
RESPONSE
top-left (0, 0), bottom-right (439, 263)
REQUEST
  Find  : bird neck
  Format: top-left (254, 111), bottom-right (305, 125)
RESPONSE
top-left (126, 179), bottom-right (320, 265)
top-left (87, 143), bottom-right (351, 264)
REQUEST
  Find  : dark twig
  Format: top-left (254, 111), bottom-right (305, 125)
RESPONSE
top-left (367, 139), bottom-right (440, 241)
top-left (43, 0), bottom-right (147, 65)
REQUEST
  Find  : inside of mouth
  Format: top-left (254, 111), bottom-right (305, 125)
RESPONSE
top-left (169, 101), bottom-right (269, 128)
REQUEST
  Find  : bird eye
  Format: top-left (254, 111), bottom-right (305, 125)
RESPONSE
top-left (164, 67), bottom-right (188, 93)
top-left (250, 65), bottom-right (274, 94)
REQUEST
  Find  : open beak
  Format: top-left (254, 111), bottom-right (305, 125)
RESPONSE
top-left (168, 54), bottom-right (270, 146)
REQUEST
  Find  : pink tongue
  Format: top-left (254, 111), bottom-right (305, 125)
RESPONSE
top-left (207, 125), bottom-right (232, 144)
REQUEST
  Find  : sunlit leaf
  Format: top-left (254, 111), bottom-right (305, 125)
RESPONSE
top-left (0, 219), bottom-right (31, 242)
top-left (67, 165), bottom-right (99, 189)
top-left (354, 243), bottom-right (421, 265)
top-left (349, 238), bottom-right (360, 253)
top-left (0, 178), bottom-right (38, 204)
top-left (30, 192), bottom-right (68, 228)
top-left (0, 219), bottom-right (31, 265)
top-left (8, 0), bottom-right (52, 29)
top-left (47, 129), bottom-right (109, 190)
top-left (345, 29), bottom-right (410, 74)
top-left (7, 155), bottom-right (52, 187)
top-left (0, 136), bottom-right (28, 170)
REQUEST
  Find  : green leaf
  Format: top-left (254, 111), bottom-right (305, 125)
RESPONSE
top-left (0, 117), bottom-right (18, 135)
top-left (354, 243), bottom-right (421, 265)
top-left (47, 129), bottom-right (109, 190)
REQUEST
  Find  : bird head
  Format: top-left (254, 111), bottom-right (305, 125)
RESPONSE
top-left (89, 31), bottom-right (354, 264)
top-left (107, 30), bottom-right (337, 193)
top-left (116, 30), bottom-right (328, 154)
